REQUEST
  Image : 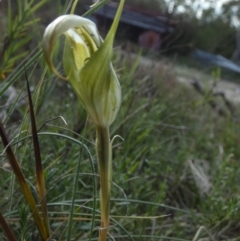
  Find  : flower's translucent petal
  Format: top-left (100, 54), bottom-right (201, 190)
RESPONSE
top-left (65, 29), bottom-right (91, 71)
top-left (44, 0), bottom-right (125, 127)
top-left (70, 0), bottom-right (125, 127)
top-left (63, 33), bottom-right (90, 110)
top-left (42, 15), bottom-right (100, 80)
top-left (77, 45), bottom-right (121, 126)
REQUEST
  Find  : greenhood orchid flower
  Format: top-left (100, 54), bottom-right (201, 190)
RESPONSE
top-left (42, 3), bottom-right (124, 128)
top-left (43, 2), bottom-right (125, 240)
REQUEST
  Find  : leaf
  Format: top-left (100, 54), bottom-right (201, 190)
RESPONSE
top-left (0, 120), bottom-right (48, 240)
top-left (0, 212), bottom-right (17, 241)
top-left (25, 70), bottom-right (50, 236)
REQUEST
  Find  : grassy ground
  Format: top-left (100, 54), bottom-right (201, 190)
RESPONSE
top-left (1, 1), bottom-right (240, 241)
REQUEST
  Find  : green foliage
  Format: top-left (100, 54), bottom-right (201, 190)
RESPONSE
top-left (18, 205), bottom-right (31, 241)
top-left (159, 0), bottom-right (237, 58)
top-left (222, 0), bottom-right (240, 24)
top-left (192, 17), bottom-right (236, 57)
top-left (0, 0), bottom-right (51, 80)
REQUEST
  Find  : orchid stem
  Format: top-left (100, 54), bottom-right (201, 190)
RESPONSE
top-left (96, 126), bottom-right (112, 241)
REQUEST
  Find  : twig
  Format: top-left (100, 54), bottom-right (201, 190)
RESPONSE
top-left (191, 78), bottom-right (234, 117)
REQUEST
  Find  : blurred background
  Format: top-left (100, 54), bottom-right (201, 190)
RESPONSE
top-left (1, 1), bottom-right (240, 241)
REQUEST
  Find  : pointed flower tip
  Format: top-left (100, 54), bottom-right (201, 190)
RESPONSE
top-left (105, 0), bottom-right (125, 42)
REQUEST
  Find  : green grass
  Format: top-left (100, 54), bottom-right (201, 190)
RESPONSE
top-left (1, 1), bottom-right (240, 241)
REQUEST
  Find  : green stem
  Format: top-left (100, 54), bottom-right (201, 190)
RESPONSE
top-left (96, 126), bottom-right (112, 241)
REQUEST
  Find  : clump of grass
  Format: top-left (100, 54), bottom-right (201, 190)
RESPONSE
top-left (0, 0), bottom-right (52, 81)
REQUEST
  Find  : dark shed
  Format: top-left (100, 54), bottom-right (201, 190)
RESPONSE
top-left (90, 2), bottom-right (176, 50)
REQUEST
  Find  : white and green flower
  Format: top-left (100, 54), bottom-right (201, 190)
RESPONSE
top-left (42, 2), bottom-right (124, 127)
